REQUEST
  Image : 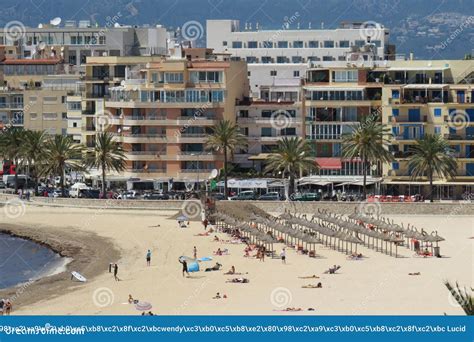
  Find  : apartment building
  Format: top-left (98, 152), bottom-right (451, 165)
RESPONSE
top-left (0, 57), bottom-right (81, 135)
top-left (207, 20), bottom-right (393, 95)
top-left (83, 48), bottom-right (248, 182)
top-left (0, 20), bottom-right (169, 67)
top-left (381, 60), bottom-right (474, 199)
top-left (302, 64), bottom-right (384, 189)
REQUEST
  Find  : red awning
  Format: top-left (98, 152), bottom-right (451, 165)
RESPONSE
top-left (315, 158), bottom-right (342, 170)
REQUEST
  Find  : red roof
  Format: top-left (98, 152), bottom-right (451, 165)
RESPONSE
top-left (315, 158), bottom-right (342, 170)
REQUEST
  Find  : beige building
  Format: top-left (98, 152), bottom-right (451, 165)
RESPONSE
top-left (83, 48), bottom-right (249, 181)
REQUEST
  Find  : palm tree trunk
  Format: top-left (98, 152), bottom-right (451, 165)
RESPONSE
top-left (429, 173), bottom-right (434, 203)
top-left (223, 148), bottom-right (228, 199)
top-left (14, 158), bottom-right (19, 193)
top-left (101, 161), bottom-right (106, 199)
top-left (289, 174), bottom-right (295, 197)
top-left (60, 167), bottom-right (65, 198)
top-left (362, 159), bottom-right (367, 199)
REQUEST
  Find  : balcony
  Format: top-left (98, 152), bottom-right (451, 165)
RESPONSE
top-left (444, 134), bottom-right (474, 141)
top-left (111, 133), bottom-right (168, 143)
top-left (125, 151), bottom-right (165, 161)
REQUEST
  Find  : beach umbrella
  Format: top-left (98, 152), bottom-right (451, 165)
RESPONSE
top-left (135, 301), bottom-right (152, 311)
top-left (177, 215), bottom-right (188, 221)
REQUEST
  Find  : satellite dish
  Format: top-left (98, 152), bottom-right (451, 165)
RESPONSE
top-left (114, 23), bottom-right (121, 28)
top-left (38, 42), bottom-right (46, 51)
top-left (38, 23), bottom-right (43, 28)
top-left (50, 17), bottom-right (62, 26)
top-left (209, 169), bottom-right (218, 179)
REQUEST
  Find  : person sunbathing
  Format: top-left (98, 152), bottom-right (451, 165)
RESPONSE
top-left (324, 265), bottom-right (341, 274)
top-left (283, 307), bottom-right (302, 312)
top-left (347, 253), bottom-right (364, 260)
top-left (196, 232), bottom-right (210, 236)
top-left (226, 277), bottom-right (249, 283)
top-left (205, 262), bottom-right (222, 272)
top-left (409, 272), bottom-right (421, 276)
top-left (302, 282), bottom-right (322, 289)
top-left (224, 266), bottom-right (236, 275)
top-left (214, 235), bottom-right (220, 242)
top-left (298, 275), bottom-right (320, 279)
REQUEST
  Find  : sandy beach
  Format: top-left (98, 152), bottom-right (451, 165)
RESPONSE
top-left (0, 204), bottom-right (472, 315)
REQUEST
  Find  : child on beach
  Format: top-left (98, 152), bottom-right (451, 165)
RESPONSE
top-left (146, 250), bottom-right (151, 266)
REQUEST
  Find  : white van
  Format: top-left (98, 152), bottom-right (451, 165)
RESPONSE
top-left (69, 183), bottom-right (90, 198)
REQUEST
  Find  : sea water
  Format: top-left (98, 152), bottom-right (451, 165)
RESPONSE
top-left (0, 232), bottom-right (69, 289)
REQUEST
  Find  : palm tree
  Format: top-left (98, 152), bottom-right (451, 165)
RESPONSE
top-left (342, 116), bottom-right (393, 198)
top-left (21, 130), bottom-right (49, 195)
top-left (408, 134), bottom-right (457, 202)
top-left (264, 137), bottom-right (318, 197)
top-left (0, 128), bottom-right (26, 193)
top-left (206, 120), bottom-right (247, 198)
top-left (85, 132), bottom-right (126, 198)
top-left (444, 281), bottom-right (474, 315)
top-left (44, 135), bottom-right (84, 197)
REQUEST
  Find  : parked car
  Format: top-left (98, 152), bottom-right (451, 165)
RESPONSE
top-left (79, 189), bottom-right (101, 199)
top-left (117, 190), bottom-right (139, 200)
top-left (144, 192), bottom-right (170, 200)
top-left (291, 192), bottom-right (321, 201)
top-left (230, 190), bottom-right (257, 200)
top-left (258, 192), bottom-right (283, 201)
top-left (210, 193), bottom-right (226, 201)
top-left (0, 181), bottom-right (5, 189)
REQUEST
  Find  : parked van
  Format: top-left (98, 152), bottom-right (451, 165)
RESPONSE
top-left (69, 183), bottom-right (90, 198)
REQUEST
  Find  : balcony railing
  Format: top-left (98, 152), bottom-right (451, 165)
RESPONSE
top-left (129, 168), bottom-right (166, 173)
top-left (127, 151), bottom-right (165, 155)
top-left (180, 169), bottom-right (214, 173)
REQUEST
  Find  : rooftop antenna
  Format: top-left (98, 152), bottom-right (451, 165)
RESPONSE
top-left (50, 17), bottom-right (62, 26)
top-left (244, 22), bottom-right (248, 30)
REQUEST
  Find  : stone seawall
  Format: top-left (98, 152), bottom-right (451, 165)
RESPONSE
top-left (1, 194), bottom-right (473, 215)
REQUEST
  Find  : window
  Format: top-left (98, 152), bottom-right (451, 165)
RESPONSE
top-left (73, 122), bottom-right (77, 128)
top-left (262, 56), bottom-right (272, 63)
top-left (293, 70), bottom-right (300, 77)
top-left (246, 56), bottom-right (257, 63)
top-left (222, 41), bottom-right (227, 46)
top-left (308, 41), bottom-right (319, 48)
top-left (29, 96), bottom-right (37, 103)
top-left (392, 90), bottom-right (400, 99)
top-left (263, 41), bottom-right (273, 48)
top-left (323, 40), bottom-right (334, 48)
top-left (43, 113), bottom-right (58, 120)
top-left (322, 56), bottom-right (333, 61)
top-left (392, 162), bottom-right (399, 170)
top-left (281, 127), bottom-right (296, 136)
top-left (293, 41), bottom-right (303, 48)
top-left (339, 40), bottom-right (350, 48)
top-left (62, 112), bottom-right (67, 119)
top-left (261, 127), bottom-right (273, 137)
top-left (333, 70), bottom-right (358, 82)
top-left (151, 72), bottom-right (159, 83)
top-left (292, 56), bottom-right (303, 63)
top-left (355, 40), bottom-right (366, 47)
top-left (277, 41), bottom-right (288, 48)
top-left (434, 126), bottom-right (441, 134)
top-left (392, 108), bottom-right (399, 117)
top-left (248, 41), bottom-right (258, 49)
top-left (372, 40), bottom-right (382, 47)
top-left (164, 72), bottom-right (184, 83)
top-left (99, 36), bottom-right (106, 44)
top-left (276, 56), bottom-right (287, 64)
top-left (261, 110), bottom-right (273, 118)
top-left (30, 112), bottom-right (37, 120)
top-left (270, 70), bottom-right (277, 76)
top-left (434, 108), bottom-right (442, 117)
top-left (190, 71), bottom-right (222, 83)
top-left (231, 41), bottom-right (242, 48)
top-left (43, 96), bottom-right (57, 103)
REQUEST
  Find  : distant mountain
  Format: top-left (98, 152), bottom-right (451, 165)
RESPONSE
top-left (0, 0), bottom-right (472, 59)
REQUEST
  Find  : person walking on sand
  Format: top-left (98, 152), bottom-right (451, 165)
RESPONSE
top-left (179, 258), bottom-right (189, 277)
top-left (193, 246), bottom-right (197, 259)
top-left (114, 263), bottom-right (119, 281)
top-left (146, 249), bottom-right (151, 266)
top-left (280, 248), bottom-right (286, 264)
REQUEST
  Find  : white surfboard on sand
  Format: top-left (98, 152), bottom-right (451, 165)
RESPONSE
top-left (71, 271), bottom-right (87, 282)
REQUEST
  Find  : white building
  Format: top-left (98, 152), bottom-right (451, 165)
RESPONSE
top-left (207, 20), bottom-right (392, 96)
